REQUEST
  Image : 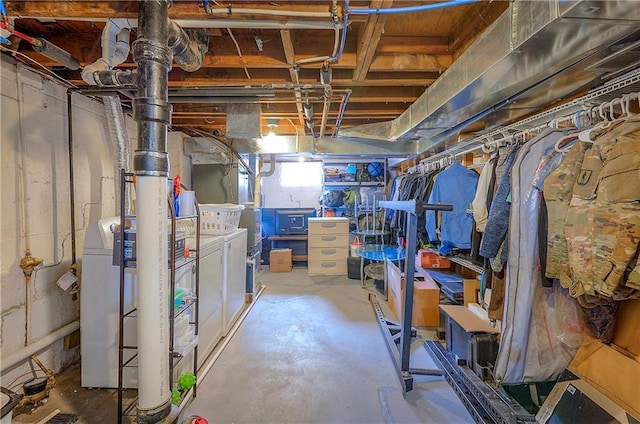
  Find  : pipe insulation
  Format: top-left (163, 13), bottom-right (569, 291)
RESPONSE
top-left (0, 320), bottom-right (80, 374)
top-left (102, 95), bottom-right (132, 215)
top-left (32, 37), bottom-right (80, 70)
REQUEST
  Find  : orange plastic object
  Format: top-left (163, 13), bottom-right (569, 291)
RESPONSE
top-left (416, 249), bottom-right (451, 269)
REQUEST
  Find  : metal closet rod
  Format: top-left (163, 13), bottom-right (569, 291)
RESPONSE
top-left (410, 69), bottom-right (640, 174)
top-left (479, 91), bottom-right (640, 151)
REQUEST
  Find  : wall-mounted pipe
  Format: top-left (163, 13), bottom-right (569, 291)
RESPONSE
top-left (66, 91), bottom-right (76, 266)
top-left (254, 154), bottom-right (275, 208)
top-left (0, 320), bottom-right (80, 374)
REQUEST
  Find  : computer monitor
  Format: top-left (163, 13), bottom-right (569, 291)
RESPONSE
top-left (275, 208), bottom-right (317, 235)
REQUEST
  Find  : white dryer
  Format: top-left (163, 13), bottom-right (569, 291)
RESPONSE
top-left (222, 228), bottom-right (247, 335)
top-left (196, 235), bottom-right (224, 368)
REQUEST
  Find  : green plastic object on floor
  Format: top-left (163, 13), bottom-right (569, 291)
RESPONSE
top-left (178, 372), bottom-right (196, 391)
top-left (172, 388), bottom-right (181, 405)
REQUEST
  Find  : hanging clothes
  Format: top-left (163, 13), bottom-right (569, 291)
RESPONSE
top-left (494, 129), bottom-right (583, 385)
top-left (543, 141), bottom-right (591, 285)
top-left (425, 162), bottom-right (479, 251)
top-left (590, 116), bottom-right (640, 296)
top-left (471, 155), bottom-right (497, 232)
top-left (479, 149), bottom-right (517, 271)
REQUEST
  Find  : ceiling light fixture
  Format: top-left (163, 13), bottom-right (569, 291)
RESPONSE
top-left (267, 118), bottom-right (278, 137)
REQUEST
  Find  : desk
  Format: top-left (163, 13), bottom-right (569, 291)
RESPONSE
top-left (357, 244), bottom-right (405, 298)
top-left (267, 235), bottom-right (308, 261)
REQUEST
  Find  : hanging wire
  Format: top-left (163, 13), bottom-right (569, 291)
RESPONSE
top-left (226, 28), bottom-right (251, 80)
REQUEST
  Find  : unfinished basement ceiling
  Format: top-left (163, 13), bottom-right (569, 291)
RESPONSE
top-left (4, 1), bottom-right (507, 137)
top-left (4, 1), bottom-right (640, 159)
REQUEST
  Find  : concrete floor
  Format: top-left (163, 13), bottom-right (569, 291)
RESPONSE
top-left (13, 267), bottom-right (473, 424)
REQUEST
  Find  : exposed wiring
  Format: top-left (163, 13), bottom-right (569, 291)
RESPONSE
top-left (6, 369), bottom-right (46, 392)
top-left (347, 0), bottom-right (479, 14)
top-left (332, 90), bottom-right (351, 137)
top-left (226, 28), bottom-right (251, 79)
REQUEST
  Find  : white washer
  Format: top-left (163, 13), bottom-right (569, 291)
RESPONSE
top-left (222, 228), bottom-right (247, 335)
top-left (81, 218), bottom-right (138, 388)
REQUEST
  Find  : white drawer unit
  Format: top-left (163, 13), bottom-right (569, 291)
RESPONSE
top-left (308, 217), bottom-right (348, 276)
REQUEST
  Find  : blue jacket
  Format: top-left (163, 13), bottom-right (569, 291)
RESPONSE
top-left (425, 162), bottom-right (479, 249)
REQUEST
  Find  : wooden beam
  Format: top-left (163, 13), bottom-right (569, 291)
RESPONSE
top-left (280, 29), bottom-right (306, 135)
top-left (449, 1), bottom-right (509, 59)
top-left (7, 1), bottom-right (337, 20)
top-left (377, 36), bottom-right (450, 55)
top-left (353, 0), bottom-right (394, 82)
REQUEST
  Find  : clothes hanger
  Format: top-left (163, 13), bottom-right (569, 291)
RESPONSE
top-left (577, 103), bottom-right (612, 142)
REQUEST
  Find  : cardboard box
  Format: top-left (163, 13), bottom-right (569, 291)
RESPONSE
top-left (270, 248), bottom-right (292, 272)
top-left (611, 299), bottom-right (640, 360)
top-left (536, 370), bottom-right (636, 424)
top-left (386, 260), bottom-right (440, 327)
top-left (569, 336), bottom-right (640, 421)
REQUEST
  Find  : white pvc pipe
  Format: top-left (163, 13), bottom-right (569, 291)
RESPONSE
top-left (12, 16), bottom-right (341, 30)
top-left (135, 176), bottom-right (170, 410)
top-left (204, 7), bottom-right (332, 18)
top-left (0, 320), bottom-right (80, 374)
top-left (82, 18), bottom-right (133, 84)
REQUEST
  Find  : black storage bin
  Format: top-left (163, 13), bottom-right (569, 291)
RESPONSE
top-left (348, 256), bottom-right (370, 280)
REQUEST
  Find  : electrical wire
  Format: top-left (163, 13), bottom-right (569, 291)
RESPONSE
top-left (226, 28), bottom-right (251, 79)
top-left (348, 0), bottom-right (479, 15)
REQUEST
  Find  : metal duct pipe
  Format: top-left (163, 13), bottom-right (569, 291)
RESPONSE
top-left (102, 95), bottom-right (132, 215)
top-left (132, 0), bottom-right (172, 422)
top-left (167, 20), bottom-right (208, 72)
top-left (254, 154), bottom-right (275, 208)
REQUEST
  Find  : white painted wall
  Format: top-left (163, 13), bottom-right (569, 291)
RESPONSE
top-left (260, 161), bottom-right (323, 210)
top-left (0, 56), bottom-right (190, 386)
